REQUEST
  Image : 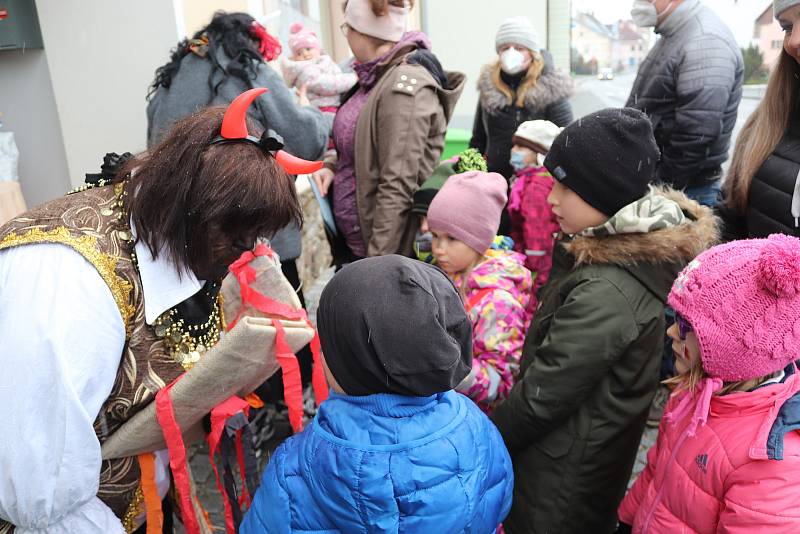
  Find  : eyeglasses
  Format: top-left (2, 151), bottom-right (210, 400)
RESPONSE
top-left (675, 313), bottom-right (692, 341)
top-left (339, 22), bottom-right (350, 37)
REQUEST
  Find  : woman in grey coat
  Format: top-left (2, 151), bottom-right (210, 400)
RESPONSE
top-left (146, 12), bottom-right (329, 397)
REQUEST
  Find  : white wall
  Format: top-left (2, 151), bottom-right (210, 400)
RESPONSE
top-left (423, 0), bottom-right (549, 130)
top-left (34, 0), bottom-right (180, 188)
top-left (0, 48), bottom-right (71, 206)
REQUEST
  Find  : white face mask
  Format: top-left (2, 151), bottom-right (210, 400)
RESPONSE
top-left (631, 0), bottom-right (658, 27)
top-left (500, 47), bottom-right (526, 75)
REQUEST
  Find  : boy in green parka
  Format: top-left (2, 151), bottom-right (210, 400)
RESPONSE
top-left (490, 108), bottom-right (718, 534)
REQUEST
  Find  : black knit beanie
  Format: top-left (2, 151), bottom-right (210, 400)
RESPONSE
top-left (544, 107), bottom-right (659, 217)
top-left (317, 255), bottom-right (472, 397)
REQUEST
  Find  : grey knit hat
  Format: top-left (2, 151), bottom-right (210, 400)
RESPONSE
top-left (495, 16), bottom-right (540, 53)
top-left (775, 0), bottom-right (800, 17)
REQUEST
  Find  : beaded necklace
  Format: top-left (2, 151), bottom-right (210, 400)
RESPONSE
top-left (120, 181), bottom-right (225, 370)
top-left (74, 178), bottom-right (225, 370)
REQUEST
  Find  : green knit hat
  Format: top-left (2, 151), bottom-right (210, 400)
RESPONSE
top-left (412, 148), bottom-right (487, 216)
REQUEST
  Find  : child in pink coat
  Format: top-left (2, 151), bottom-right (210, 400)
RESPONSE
top-left (427, 171), bottom-right (532, 413)
top-left (618, 234), bottom-right (800, 533)
top-left (281, 22), bottom-right (356, 117)
top-left (507, 120), bottom-right (561, 310)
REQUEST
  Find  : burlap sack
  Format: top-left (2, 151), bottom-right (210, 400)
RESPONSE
top-left (101, 317), bottom-right (313, 459)
top-left (221, 251), bottom-right (302, 322)
top-left (102, 248), bottom-right (313, 460)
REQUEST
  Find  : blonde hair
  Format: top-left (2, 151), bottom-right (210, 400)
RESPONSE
top-left (491, 51), bottom-right (546, 108)
top-left (663, 354), bottom-right (777, 397)
top-left (725, 50), bottom-right (799, 213)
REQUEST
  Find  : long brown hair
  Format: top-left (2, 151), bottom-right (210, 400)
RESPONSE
top-left (122, 106), bottom-right (302, 275)
top-left (492, 51), bottom-right (546, 108)
top-left (725, 50), bottom-right (800, 213)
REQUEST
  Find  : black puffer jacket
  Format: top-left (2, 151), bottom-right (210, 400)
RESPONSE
top-left (626, 0), bottom-right (743, 189)
top-left (470, 51), bottom-right (574, 180)
top-left (718, 111), bottom-right (800, 240)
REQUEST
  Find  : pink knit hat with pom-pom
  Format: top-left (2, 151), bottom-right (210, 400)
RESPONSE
top-left (288, 22), bottom-right (320, 55)
top-left (668, 234), bottom-right (800, 382)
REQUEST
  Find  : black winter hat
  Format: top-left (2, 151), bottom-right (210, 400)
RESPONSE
top-left (544, 107), bottom-right (659, 217)
top-left (317, 255), bottom-right (472, 397)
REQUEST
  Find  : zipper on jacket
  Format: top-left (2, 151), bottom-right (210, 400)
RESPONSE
top-left (791, 168), bottom-right (800, 228)
top-left (641, 428), bottom-right (693, 533)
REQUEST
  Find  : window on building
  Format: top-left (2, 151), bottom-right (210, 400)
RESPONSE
top-left (773, 40), bottom-right (783, 49)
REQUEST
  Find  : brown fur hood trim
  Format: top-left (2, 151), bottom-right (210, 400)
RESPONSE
top-left (563, 188), bottom-right (720, 266)
top-left (477, 61), bottom-right (574, 114)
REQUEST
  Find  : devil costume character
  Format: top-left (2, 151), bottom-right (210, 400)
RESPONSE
top-left (0, 89), bottom-right (321, 534)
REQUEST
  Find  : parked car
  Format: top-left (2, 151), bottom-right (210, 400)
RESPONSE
top-left (597, 67), bottom-right (614, 81)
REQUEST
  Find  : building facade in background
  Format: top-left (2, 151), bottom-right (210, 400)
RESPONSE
top-left (611, 20), bottom-right (649, 73)
top-left (572, 12), bottom-right (614, 71)
top-left (571, 12), bottom-right (651, 74)
top-left (754, 3), bottom-right (783, 69)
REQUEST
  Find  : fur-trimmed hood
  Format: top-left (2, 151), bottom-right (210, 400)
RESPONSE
top-left (562, 188), bottom-right (719, 301)
top-left (564, 188), bottom-right (718, 266)
top-left (477, 52), bottom-right (574, 114)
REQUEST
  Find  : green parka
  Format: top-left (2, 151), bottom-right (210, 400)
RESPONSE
top-left (491, 189), bottom-right (718, 534)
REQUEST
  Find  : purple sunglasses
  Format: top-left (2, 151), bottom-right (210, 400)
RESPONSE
top-left (676, 313), bottom-right (692, 341)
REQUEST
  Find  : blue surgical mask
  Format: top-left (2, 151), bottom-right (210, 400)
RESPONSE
top-left (510, 151), bottom-right (528, 172)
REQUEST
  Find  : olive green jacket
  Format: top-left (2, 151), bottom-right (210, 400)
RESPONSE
top-left (491, 189), bottom-right (718, 534)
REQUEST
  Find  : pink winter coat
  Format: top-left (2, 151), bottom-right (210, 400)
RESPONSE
top-left (455, 247), bottom-right (532, 413)
top-left (507, 165), bottom-right (558, 311)
top-left (281, 54), bottom-right (357, 110)
top-left (619, 368), bottom-right (800, 533)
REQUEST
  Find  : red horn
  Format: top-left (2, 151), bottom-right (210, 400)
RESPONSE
top-left (275, 150), bottom-right (324, 175)
top-left (220, 88), bottom-right (269, 139)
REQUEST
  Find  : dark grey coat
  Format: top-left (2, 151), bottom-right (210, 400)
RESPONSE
top-left (146, 46), bottom-right (331, 261)
top-left (626, 0), bottom-right (743, 190)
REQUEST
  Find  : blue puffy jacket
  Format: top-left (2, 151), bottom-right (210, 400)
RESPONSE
top-left (241, 390), bottom-right (513, 533)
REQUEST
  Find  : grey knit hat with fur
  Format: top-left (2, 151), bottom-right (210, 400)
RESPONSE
top-left (775, 0), bottom-right (800, 18)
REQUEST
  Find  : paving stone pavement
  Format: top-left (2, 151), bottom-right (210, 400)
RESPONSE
top-left (177, 266), bottom-right (657, 530)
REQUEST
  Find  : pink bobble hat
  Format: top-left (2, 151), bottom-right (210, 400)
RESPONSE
top-left (666, 234), bottom-right (800, 435)
top-left (288, 22), bottom-right (320, 55)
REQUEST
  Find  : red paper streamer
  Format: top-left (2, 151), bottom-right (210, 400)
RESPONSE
top-left (227, 244), bottom-right (328, 430)
top-left (155, 377), bottom-right (201, 534)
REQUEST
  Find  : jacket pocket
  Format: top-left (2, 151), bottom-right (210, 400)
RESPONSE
top-left (533, 427), bottom-right (575, 459)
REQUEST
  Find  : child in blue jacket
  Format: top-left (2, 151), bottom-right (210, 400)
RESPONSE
top-left (241, 255), bottom-right (513, 533)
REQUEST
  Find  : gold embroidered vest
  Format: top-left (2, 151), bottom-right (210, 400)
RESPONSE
top-left (0, 184), bottom-right (187, 533)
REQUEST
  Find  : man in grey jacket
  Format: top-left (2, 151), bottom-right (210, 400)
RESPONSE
top-left (627, 0), bottom-right (743, 206)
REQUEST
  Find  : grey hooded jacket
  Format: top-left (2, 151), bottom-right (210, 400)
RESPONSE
top-left (626, 0), bottom-right (743, 190)
top-left (147, 45), bottom-right (331, 261)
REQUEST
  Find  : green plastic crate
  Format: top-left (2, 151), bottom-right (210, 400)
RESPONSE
top-left (441, 128), bottom-right (471, 160)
